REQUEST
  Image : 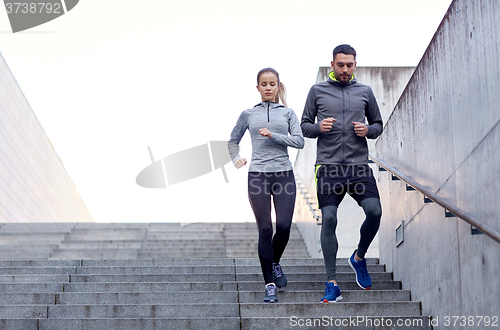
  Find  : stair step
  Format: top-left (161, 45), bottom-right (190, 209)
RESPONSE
top-left (235, 265), bottom-right (386, 273)
top-left (74, 266), bottom-right (235, 275)
top-left (239, 301), bottom-right (422, 317)
top-left (47, 303), bottom-right (240, 318)
top-left (236, 272), bottom-right (392, 282)
top-left (0, 319), bottom-right (39, 329)
top-left (241, 316), bottom-right (431, 329)
top-left (81, 258), bottom-right (235, 266)
top-left (0, 305), bottom-right (47, 318)
top-left (234, 258), bottom-right (379, 266)
top-left (227, 252), bottom-right (310, 257)
top-left (69, 274), bottom-right (237, 282)
top-left (238, 290), bottom-right (411, 303)
top-left (56, 292), bottom-right (239, 304)
top-left (0, 246), bottom-right (58, 251)
top-left (63, 282), bottom-right (238, 292)
top-left (0, 283), bottom-right (63, 293)
top-left (0, 275), bottom-right (69, 283)
top-left (38, 317), bottom-right (241, 330)
top-left (237, 281), bottom-right (402, 291)
top-left (61, 280), bottom-right (402, 292)
top-left (0, 267), bottom-right (76, 275)
top-left (0, 254), bottom-right (55, 259)
top-left (0, 293), bottom-right (57, 304)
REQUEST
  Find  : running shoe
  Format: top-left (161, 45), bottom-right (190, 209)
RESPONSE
top-left (272, 263), bottom-right (287, 288)
top-left (321, 281), bottom-right (343, 303)
top-left (348, 250), bottom-right (372, 290)
top-left (264, 283), bottom-right (278, 303)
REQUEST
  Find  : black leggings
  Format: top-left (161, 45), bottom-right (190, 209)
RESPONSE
top-left (248, 171), bottom-right (296, 284)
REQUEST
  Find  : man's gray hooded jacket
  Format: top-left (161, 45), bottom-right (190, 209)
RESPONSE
top-left (301, 74), bottom-right (383, 166)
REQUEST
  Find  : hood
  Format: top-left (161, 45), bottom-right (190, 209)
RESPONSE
top-left (327, 71), bottom-right (356, 85)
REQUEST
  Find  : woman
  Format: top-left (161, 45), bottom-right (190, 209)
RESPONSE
top-left (228, 68), bottom-right (304, 303)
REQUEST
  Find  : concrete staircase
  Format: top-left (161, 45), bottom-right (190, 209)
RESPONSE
top-left (0, 222), bottom-right (431, 329)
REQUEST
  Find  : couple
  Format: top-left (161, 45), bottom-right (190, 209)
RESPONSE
top-left (228, 44), bottom-right (383, 303)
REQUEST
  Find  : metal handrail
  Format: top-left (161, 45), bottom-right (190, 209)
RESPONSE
top-left (369, 153), bottom-right (500, 244)
top-left (296, 179), bottom-right (320, 221)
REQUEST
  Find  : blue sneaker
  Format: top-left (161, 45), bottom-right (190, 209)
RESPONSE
top-left (272, 263), bottom-right (287, 288)
top-left (264, 283), bottom-right (278, 303)
top-left (348, 250), bottom-right (372, 290)
top-left (321, 282), bottom-right (343, 304)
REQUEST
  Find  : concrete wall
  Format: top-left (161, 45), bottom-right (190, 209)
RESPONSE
top-left (294, 66), bottom-right (414, 258)
top-left (0, 53), bottom-right (93, 223)
top-left (375, 0), bottom-right (500, 327)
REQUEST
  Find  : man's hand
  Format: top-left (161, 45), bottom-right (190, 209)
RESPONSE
top-left (320, 117), bottom-right (336, 132)
top-left (352, 122), bottom-right (368, 137)
top-left (259, 128), bottom-right (272, 138)
top-left (234, 158), bottom-right (247, 169)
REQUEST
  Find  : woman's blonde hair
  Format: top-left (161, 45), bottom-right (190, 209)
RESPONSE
top-left (257, 67), bottom-right (287, 108)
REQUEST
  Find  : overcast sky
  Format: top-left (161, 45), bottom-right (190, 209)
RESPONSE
top-left (0, 0), bottom-right (452, 223)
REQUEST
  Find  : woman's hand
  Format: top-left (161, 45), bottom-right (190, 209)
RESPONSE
top-left (234, 158), bottom-right (247, 169)
top-left (259, 128), bottom-right (272, 138)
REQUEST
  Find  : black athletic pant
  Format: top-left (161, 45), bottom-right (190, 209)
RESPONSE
top-left (248, 171), bottom-right (296, 284)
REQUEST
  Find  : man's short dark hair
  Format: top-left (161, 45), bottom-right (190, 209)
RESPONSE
top-left (333, 44), bottom-right (356, 61)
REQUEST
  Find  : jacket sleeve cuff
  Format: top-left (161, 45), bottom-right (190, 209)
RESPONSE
top-left (366, 124), bottom-right (382, 139)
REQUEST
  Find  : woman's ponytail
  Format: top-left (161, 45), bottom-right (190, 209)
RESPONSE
top-left (276, 82), bottom-right (287, 108)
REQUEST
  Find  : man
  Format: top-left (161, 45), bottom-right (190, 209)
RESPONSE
top-left (300, 44), bottom-right (383, 303)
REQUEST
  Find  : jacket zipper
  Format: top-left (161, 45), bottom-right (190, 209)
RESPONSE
top-left (267, 103), bottom-right (270, 122)
top-left (342, 87), bottom-right (346, 165)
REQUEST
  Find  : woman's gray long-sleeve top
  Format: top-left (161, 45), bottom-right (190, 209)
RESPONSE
top-left (228, 101), bottom-right (304, 173)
